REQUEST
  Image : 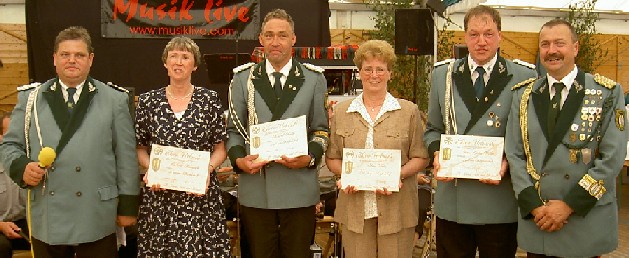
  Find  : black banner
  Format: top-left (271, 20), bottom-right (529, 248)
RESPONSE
top-left (101, 0), bottom-right (260, 39)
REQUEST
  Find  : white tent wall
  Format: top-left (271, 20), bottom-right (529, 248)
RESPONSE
top-left (440, 4), bottom-right (629, 34)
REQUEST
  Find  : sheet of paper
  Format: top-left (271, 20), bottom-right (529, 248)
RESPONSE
top-left (340, 148), bottom-right (401, 191)
top-left (147, 144), bottom-right (211, 194)
top-left (249, 115), bottom-right (308, 161)
top-left (438, 134), bottom-right (504, 180)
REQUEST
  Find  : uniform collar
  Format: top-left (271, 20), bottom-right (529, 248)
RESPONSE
top-left (546, 65), bottom-right (578, 92)
top-left (468, 54), bottom-right (497, 75)
top-left (265, 59), bottom-right (293, 78)
top-left (58, 79), bottom-right (85, 102)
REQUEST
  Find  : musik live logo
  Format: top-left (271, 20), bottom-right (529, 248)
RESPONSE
top-left (111, 0), bottom-right (252, 36)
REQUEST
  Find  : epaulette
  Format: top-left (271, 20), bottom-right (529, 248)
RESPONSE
top-left (511, 77), bottom-right (537, 91)
top-left (16, 82), bottom-right (41, 91)
top-left (232, 62), bottom-right (255, 73)
top-left (106, 81), bottom-right (128, 93)
top-left (513, 59), bottom-right (535, 70)
top-left (434, 59), bottom-right (454, 67)
top-left (593, 73), bottom-right (617, 89)
top-left (303, 63), bottom-right (325, 73)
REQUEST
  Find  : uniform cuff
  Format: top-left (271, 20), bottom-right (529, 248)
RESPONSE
top-left (117, 194), bottom-right (139, 216)
top-left (564, 184), bottom-right (597, 217)
top-left (517, 186), bottom-right (545, 219)
top-left (308, 141), bottom-right (324, 168)
top-left (10, 155), bottom-right (32, 188)
top-left (228, 145), bottom-right (247, 173)
top-left (427, 141), bottom-right (440, 163)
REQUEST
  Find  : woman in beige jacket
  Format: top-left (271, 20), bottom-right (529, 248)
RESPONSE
top-left (326, 40), bottom-right (429, 258)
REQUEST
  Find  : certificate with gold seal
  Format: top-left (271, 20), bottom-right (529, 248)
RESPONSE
top-left (147, 144), bottom-right (211, 195)
top-left (340, 148), bottom-right (401, 191)
top-left (249, 115), bottom-right (308, 161)
top-left (438, 135), bottom-right (503, 180)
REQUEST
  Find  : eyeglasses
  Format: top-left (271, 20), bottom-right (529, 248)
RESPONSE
top-left (361, 67), bottom-right (388, 76)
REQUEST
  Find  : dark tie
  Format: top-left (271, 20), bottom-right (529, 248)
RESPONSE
top-left (272, 72), bottom-right (283, 98)
top-left (66, 87), bottom-right (77, 115)
top-left (474, 66), bottom-right (486, 99)
top-left (547, 82), bottom-right (565, 134)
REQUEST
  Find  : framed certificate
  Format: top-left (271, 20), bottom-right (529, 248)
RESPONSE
top-left (340, 148), bottom-right (401, 191)
top-left (147, 144), bottom-right (211, 194)
top-left (438, 134), bottom-right (504, 180)
top-left (249, 115), bottom-right (308, 161)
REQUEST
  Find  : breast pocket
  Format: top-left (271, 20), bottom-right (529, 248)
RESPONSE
top-left (336, 128), bottom-right (360, 148)
top-left (382, 130), bottom-right (409, 150)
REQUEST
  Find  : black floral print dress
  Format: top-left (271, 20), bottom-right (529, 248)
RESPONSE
top-left (135, 86), bottom-right (230, 257)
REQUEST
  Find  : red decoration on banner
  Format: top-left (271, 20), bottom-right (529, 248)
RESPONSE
top-left (252, 45), bottom-right (358, 63)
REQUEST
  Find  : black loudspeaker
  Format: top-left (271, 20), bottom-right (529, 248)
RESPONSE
top-left (204, 53), bottom-right (251, 110)
top-left (395, 9), bottom-right (434, 55)
top-left (426, 0), bottom-right (445, 17)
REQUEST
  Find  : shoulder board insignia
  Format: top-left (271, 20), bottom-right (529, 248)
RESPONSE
top-left (593, 73), bottom-right (616, 89)
top-left (434, 59), bottom-right (455, 67)
top-left (232, 62), bottom-right (255, 74)
top-left (512, 77), bottom-right (537, 91)
top-left (513, 59), bottom-right (536, 70)
top-left (106, 82), bottom-right (128, 93)
top-left (303, 63), bottom-right (325, 73)
top-left (17, 82), bottom-right (41, 91)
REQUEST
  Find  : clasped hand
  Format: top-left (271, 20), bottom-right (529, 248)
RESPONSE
top-left (531, 200), bottom-right (573, 233)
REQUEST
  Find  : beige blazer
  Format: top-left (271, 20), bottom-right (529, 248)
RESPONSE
top-left (327, 98), bottom-right (428, 235)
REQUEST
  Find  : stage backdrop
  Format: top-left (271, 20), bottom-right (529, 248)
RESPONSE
top-left (101, 0), bottom-right (260, 40)
top-left (26, 0), bottom-right (330, 100)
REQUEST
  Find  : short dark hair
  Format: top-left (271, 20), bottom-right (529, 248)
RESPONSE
top-left (54, 26), bottom-right (94, 54)
top-left (541, 18), bottom-right (578, 42)
top-left (261, 9), bottom-right (295, 33)
top-left (464, 5), bottom-right (502, 32)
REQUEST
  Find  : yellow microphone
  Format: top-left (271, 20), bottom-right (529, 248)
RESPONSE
top-left (38, 147), bottom-right (56, 168)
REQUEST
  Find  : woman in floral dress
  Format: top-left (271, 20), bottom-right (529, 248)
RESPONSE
top-left (135, 36), bottom-right (230, 257)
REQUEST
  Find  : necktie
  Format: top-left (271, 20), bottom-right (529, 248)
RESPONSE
top-left (547, 82), bottom-right (565, 134)
top-left (67, 87), bottom-right (77, 115)
top-left (474, 66), bottom-right (486, 99)
top-left (272, 72), bottom-right (283, 98)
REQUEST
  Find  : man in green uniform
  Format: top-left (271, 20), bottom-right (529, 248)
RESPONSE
top-left (226, 9), bottom-right (329, 258)
top-left (506, 19), bottom-right (626, 257)
top-left (0, 26), bottom-right (139, 257)
top-left (424, 5), bottom-right (536, 257)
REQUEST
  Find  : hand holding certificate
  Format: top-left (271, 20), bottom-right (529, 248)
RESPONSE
top-left (146, 144), bottom-right (211, 195)
top-left (340, 148), bottom-right (401, 192)
top-left (438, 135), bottom-right (504, 180)
top-left (249, 115), bottom-right (308, 161)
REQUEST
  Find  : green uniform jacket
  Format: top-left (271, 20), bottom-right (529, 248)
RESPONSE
top-left (0, 77), bottom-right (139, 245)
top-left (424, 56), bottom-right (536, 224)
top-left (226, 60), bottom-right (329, 209)
top-left (505, 71), bottom-right (625, 257)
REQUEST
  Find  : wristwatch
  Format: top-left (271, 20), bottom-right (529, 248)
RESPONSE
top-left (308, 153), bottom-right (316, 167)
